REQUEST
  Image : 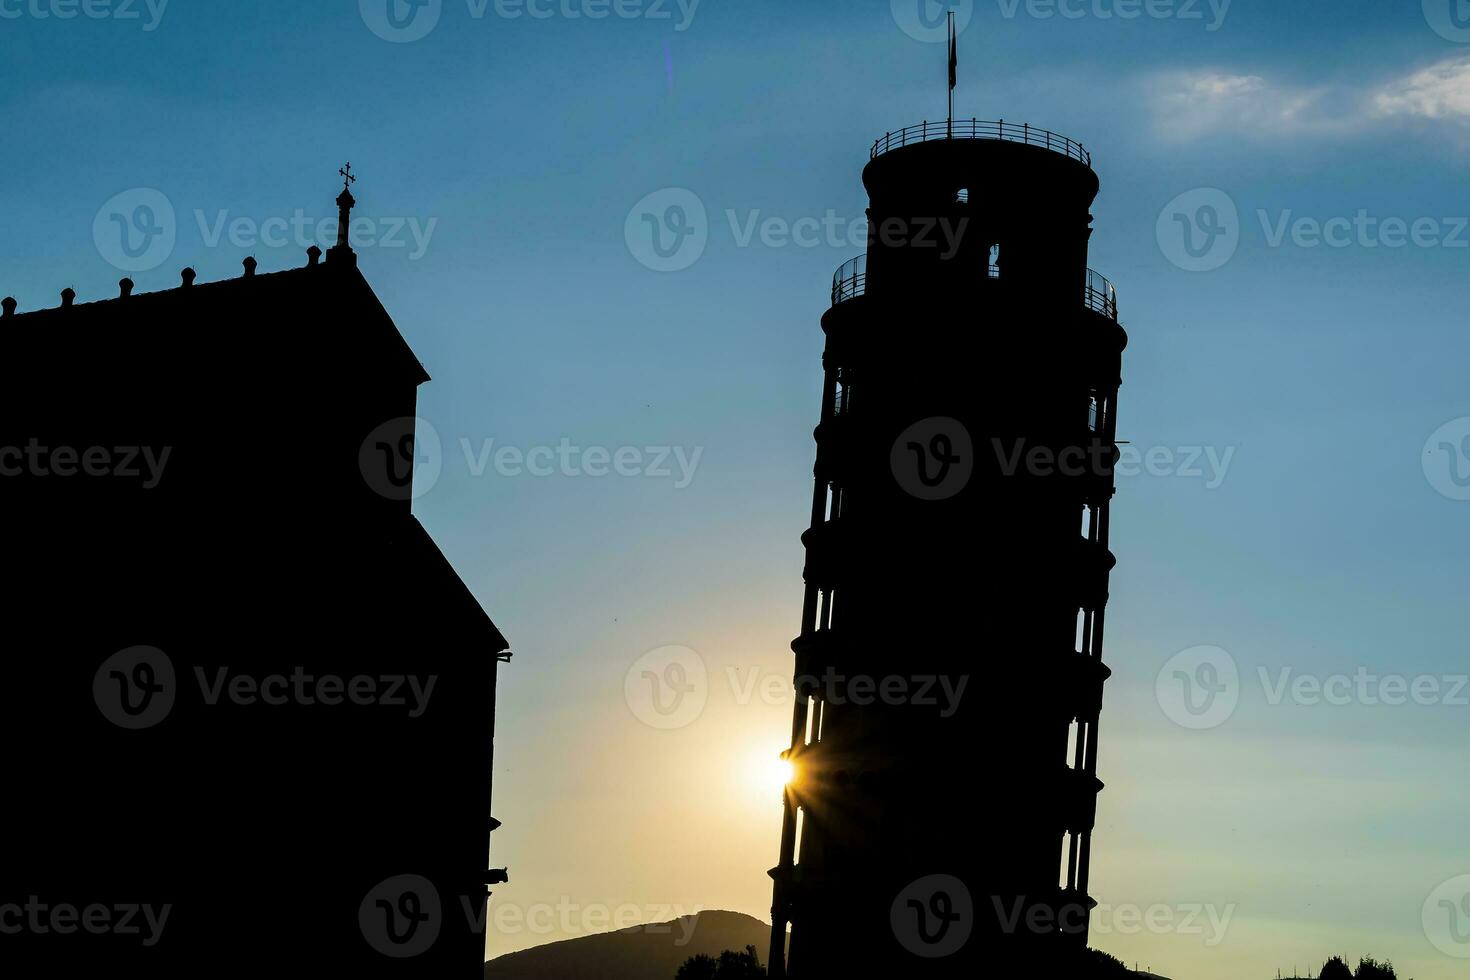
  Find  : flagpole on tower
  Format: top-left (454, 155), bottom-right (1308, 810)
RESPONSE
top-left (947, 11), bottom-right (957, 139)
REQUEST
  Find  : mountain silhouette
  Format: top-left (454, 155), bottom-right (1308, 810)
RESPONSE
top-left (482, 912), bottom-right (1161, 980)
top-left (484, 911), bottom-right (778, 980)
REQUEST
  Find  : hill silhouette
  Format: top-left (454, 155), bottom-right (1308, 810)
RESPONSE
top-left (484, 912), bottom-right (1167, 980)
top-left (484, 910), bottom-right (778, 980)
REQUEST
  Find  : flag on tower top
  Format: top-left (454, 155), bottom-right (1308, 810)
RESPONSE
top-left (948, 12), bottom-right (957, 92)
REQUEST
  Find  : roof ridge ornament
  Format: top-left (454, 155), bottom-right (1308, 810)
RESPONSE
top-left (330, 162), bottom-right (358, 266)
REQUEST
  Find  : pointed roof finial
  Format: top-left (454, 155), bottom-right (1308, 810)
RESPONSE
top-left (330, 162), bottom-right (359, 265)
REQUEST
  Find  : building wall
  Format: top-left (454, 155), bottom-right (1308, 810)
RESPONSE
top-left (0, 265), bottom-right (506, 977)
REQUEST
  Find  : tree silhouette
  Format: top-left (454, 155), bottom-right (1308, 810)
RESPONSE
top-left (1086, 948), bottom-right (1144, 977)
top-left (1320, 956), bottom-right (1353, 980)
top-left (675, 944), bottom-right (766, 979)
top-left (1354, 957), bottom-right (1396, 980)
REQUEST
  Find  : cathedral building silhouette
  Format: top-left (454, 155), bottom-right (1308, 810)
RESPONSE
top-left (0, 176), bottom-right (511, 977)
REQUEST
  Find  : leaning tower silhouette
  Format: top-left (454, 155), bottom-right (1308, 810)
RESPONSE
top-left (767, 116), bottom-right (1127, 977)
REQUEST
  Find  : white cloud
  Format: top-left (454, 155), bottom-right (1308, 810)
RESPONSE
top-left (1151, 55), bottom-right (1470, 142)
top-left (1371, 54), bottom-right (1470, 120)
top-left (1150, 71), bottom-right (1340, 141)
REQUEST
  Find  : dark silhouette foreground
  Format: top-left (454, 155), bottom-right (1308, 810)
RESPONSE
top-left (768, 117), bottom-right (1127, 978)
top-left (1313, 955), bottom-right (1399, 980)
top-left (1, 188), bottom-right (510, 977)
top-left (485, 911), bottom-right (775, 980)
top-left (675, 944), bottom-right (766, 979)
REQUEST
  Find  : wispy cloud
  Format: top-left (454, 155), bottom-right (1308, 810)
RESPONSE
top-left (1149, 55), bottom-right (1470, 142)
top-left (1370, 54), bottom-right (1470, 121)
top-left (1150, 71), bottom-right (1342, 141)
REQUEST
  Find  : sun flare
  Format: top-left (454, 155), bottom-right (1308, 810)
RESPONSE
top-left (747, 752), bottom-right (796, 799)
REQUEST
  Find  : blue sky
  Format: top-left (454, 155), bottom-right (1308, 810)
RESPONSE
top-left (6, 1), bottom-right (1470, 977)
